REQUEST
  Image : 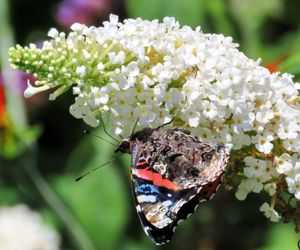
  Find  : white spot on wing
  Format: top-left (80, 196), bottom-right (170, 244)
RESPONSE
top-left (136, 205), bottom-right (142, 212)
top-left (193, 204), bottom-right (199, 211)
top-left (138, 195), bottom-right (157, 203)
top-left (155, 239), bottom-right (171, 245)
top-left (209, 193), bottom-right (216, 200)
top-left (162, 200), bottom-right (172, 207)
top-left (215, 184), bottom-right (221, 192)
top-left (144, 226), bottom-right (152, 236)
top-left (177, 219), bottom-right (184, 225)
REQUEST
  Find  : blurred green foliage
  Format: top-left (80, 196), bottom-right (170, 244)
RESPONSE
top-left (1, 0), bottom-right (300, 249)
top-left (257, 223), bottom-right (299, 250)
top-left (54, 129), bottom-right (130, 249)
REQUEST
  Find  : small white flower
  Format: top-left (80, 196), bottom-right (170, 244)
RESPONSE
top-left (252, 133), bottom-right (274, 154)
top-left (251, 177), bottom-right (264, 193)
top-left (151, 63), bottom-right (173, 84)
top-left (70, 23), bottom-right (84, 31)
top-left (282, 136), bottom-right (300, 152)
top-left (165, 88), bottom-right (184, 110)
top-left (134, 105), bottom-right (156, 126)
top-left (255, 107), bottom-right (274, 125)
top-left (111, 66), bottom-right (137, 90)
top-left (231, 132), bottom-right (251, 150)
top-left (244, 156), bottom-right (259, 167)
top-left (29, 43), bottom-right (37, 49)
top-left (195, 127), bottom-right (212, 141)
top-left (113, 88), bottom-right (136, 107)
top-left (244, 159), bottom-right (263, 178)
top-left (72, 86), bottom-right (81, 95)
top-left (108, 51), bottom-right (126, 64)
top-left (231, 111), bottom-right (255, 133)
top-left (285, 163), bottom-right (300, 199)
top-left (139, 89), bottom-right (161, 106)
top-left (90, 86), bottom-right (110, 106)
top-left (274, 153), bottom-right (293, 174)
top-left (235, 179), bottom-right (253, 200)
top-left (97, 62), bottom-right (105, 70)
top-left (155, 109), bottom-right (172, 125)
top-left (48, 28), bottom-right (59, 38)
top-left (201, 101), bottom-right (218, 120)
top-left (109, 14), bottom-right (119, 24)
top-left (181, 106), bottom-right (201, 128)
top-left (76, 65), bottom-right (86, 76)
top-left (216, 125), bottom-right (232, 145)
top-left (235, 178), bottom-right (264, 200)
top-left (24, 81), bottom-right (51, 98)
top-left (259, 203), bottom-right (281, 222)
top-left (139, 75), bottom-right (154, 89)
top-left (83, 113), bottom-right (99, 127)
top-left (182, 80), bottom-right (201, 103)
top-left (69, 95), bottom-right (98, 127)
top-left (264, 183), bottom-right (277, 196)
top-left (277, 121), bottom-right (299, 140)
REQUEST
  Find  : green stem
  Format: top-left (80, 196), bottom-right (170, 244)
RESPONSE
top-left (23, 149), bottom-right (97, 250)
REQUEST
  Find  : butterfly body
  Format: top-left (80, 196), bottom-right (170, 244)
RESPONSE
top-left (116, 127), bottom-right (229, 245)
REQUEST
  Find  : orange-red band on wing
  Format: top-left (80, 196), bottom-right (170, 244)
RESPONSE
top-left (137, 161), bottom-right (148, 167)
top-left (132, 168), bottom-right (182, 191)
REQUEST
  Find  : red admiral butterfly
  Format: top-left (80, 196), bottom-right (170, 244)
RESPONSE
top-left (115, 126), bottom-right (229, 245)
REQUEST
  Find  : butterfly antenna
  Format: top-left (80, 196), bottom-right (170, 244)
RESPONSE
top-left (156, 119), bottom-right (173, 130)
top-left (84, 130), bottom-right (117, 147)
top-left (75, 158), bottom-right (116, 181)
top-left (156, 102), bottom-right (185, 130)
top-left (99, 112), bottom-right (120, 143)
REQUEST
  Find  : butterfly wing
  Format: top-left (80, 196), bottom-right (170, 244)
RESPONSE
top-left (131, 145), bottom-right (225, 245)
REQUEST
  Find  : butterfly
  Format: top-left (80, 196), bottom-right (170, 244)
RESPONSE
top-left (115, 126), bottom-right (229, 245)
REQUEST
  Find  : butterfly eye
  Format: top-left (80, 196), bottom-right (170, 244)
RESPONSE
top-left (115, 140), bottom-right (130, 153)
top-left (203, 152), bottom-right (213, 161)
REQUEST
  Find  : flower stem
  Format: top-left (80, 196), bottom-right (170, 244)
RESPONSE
top-left (270, 193), bottom-right (277, 209)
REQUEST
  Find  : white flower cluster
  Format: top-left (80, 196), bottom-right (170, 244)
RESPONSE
top-left (10, 14), bottom-right (300, 221)
top-left (0, 204), bottom-right (60, 250)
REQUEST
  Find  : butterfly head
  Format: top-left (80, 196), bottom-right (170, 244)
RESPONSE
top-left (115, 139), bottom-right (132, 154)
top-left (115, 127), bottom-right (155, 154)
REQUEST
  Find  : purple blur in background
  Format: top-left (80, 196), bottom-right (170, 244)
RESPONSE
top-left (56, 0), bottom-right (111, 29)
